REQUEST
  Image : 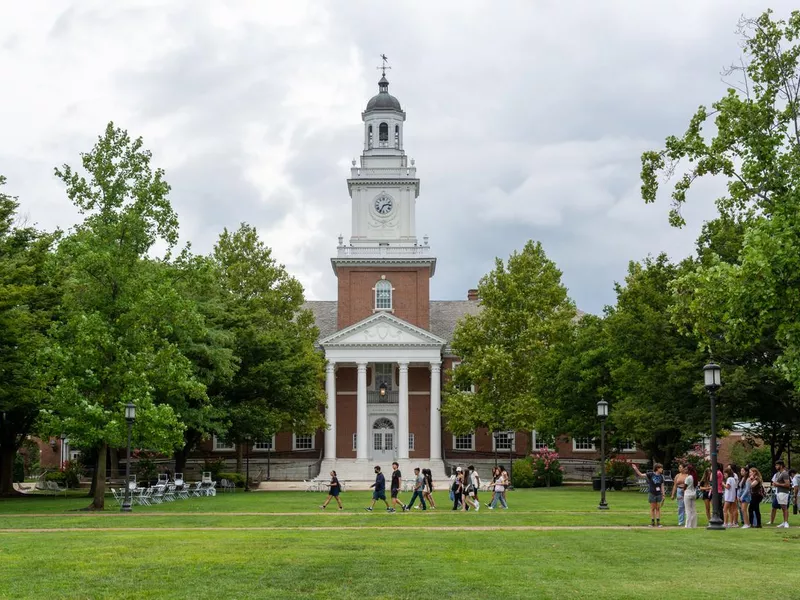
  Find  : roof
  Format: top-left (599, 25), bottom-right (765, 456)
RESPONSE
top-left (302, 300), bottom-right (481, 344)
top-left (365, 75), bottom-right (402, 112)
top-left (301, 301), bottom-right (338, 340)
top-left (303, 300), bottom-right (585, 345)
top-left (429, 300), bottom-right (482, 341)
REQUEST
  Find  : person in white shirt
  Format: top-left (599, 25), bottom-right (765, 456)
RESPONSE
top-left (791, 469), bottom-right (800, 515)
top-left (467, 465), bottom-right (481, 511)
top-left (723, 466), bottom-right (738, 527)
top-left (684, 465), bottom-right (698, 528)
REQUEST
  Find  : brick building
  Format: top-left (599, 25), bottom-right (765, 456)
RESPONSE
top-left (193, 72), bottom-right (647, 480)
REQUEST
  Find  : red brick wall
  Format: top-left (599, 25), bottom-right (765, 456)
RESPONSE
top-left (336, 266), bottom-right (431, 330)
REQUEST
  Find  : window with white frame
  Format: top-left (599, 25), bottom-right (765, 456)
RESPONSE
top-left (293, 434), bottom-right (314, 451)
top-left (409, 433), bottom-right (415, 451)
top-left (352, 434), bottom-right (357, 451)
top-left (453, 434), bottom-right (475, 451)
top-left (253, 436), bottom-right (275, 451)
top-left (618, 439), bottom-right (637, 452)
top-left (493, 432), bottom-right (515, 452)
top-left (532, 430), bottom-right (553, 451)
top-left (213, 435), bottom-right (235, 451)
top-left (572, 437), bottom-right (596, 452)
top-left (375, 279), bottom-right (392, 310)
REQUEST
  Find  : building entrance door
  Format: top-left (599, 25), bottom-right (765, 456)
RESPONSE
top-left (372, 417), bottom-right (396, 464)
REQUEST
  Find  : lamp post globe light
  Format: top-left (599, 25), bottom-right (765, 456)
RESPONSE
top-left (597, 399), bottom-right (609, 510)
top-left (121, 402), bottom-right (136, 513)
top-left (703, 363), bottom-right (724, 530)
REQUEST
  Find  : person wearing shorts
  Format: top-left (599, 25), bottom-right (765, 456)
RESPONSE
top-left (319, 470), bottom-right (343, 510)
top-left (632, 462), bottom-right (665, 527)
top-left (770, 459), bottom-right (791, 528)
top-left (366, 466), bottom-right (392, 512)
top-left (390, 462), bottom-right (408, 512)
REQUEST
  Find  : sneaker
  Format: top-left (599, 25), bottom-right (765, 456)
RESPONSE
top-left (487, 506), bottom-right (494, 510)
top-left (338, 507), bottom-right (343, 511)
top-left (657, 524), bottom-right (663, 528)
top-left (485, 503), bottom-right (491, 508)
top-left (649, 524), bottom-right (655, 527)
top-left (767, 521), bottom-right (774, 526)
top-left (475, 505), bottom-right (480, 512)
top-left (319, 505), bottom-right (326, 510)
top-left (781, 522), bottom-right (790, 528)
top-left (742, 524), bottom-right (750, 529)
top-left (413, 505), bottom-right (420, 510)
top-left (365, 507), bottom-right (372, 512)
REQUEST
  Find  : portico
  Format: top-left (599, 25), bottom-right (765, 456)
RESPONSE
top-left (319, 312), bottom-right (446, 479)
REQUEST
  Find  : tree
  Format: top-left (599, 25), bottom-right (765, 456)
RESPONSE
top-left (49, 123), bottom-right (203, 509)
top-left (212, 224), bottom-right (325, 472)
top-left (642, 11), bottom-right (800, 462)
top-left (442, 240), bottom-right (576, 437)
top-left (603, 255), bottom-right (706, 466)
top-left (0, 175), bottom-right (59, 495)
top-left (151, 253), bottom-right (238, 476)
top-left (534, 314), bottom-right (613, 453)
top-left (642, 10), bottom-right (800, 388)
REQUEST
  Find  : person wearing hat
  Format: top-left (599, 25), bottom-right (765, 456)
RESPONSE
top-left (451, 467), bottom-right (466, 510)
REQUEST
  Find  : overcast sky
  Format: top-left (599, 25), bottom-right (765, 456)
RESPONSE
top-left (0, 1), bottom-right (788, 314)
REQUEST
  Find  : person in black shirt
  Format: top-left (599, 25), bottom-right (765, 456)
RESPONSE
top-left (320, 470), bottom-right (343, 510)
top-left (390, 462), bottom-right (408, 512)
top-left (632, 462), bottom-right (666, 527)
top-left (366, 466), bottom-right (392, 512)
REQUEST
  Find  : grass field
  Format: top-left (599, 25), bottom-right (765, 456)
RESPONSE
top-left (1, 488), bottom-right (797, 599)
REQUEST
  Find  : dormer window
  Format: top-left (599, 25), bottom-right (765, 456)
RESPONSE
top-left (375, 279), bottom-right (392, 310)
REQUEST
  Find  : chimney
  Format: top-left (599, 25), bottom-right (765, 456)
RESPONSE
top-left (467, 288), bottom-right (479, 301)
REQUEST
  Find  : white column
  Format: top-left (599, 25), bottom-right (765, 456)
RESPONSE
top-left (430, 362), bottom-right (442, 460)
top-left (356, 362), bottom-right (368, 459)
top-left (324, 362), bottom-right (336, 460)
top-left (398, 362), bottom-right (409, 460)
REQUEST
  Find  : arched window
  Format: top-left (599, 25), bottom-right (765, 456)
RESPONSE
top-left (373, 417), bottom-right (395, 430)
top-left (379, 122), bottom-right (389, 142)
top-left (394, 125), bottom-right (400, 148)
top-left (375, 279), bottom-right (392, 310)
top-left (368, 125), bottom-right (373, 148)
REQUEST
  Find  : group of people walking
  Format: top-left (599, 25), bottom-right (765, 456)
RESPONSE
top-left (318, 462), bottom-right (512, 513)
top-left (634, 458), bottom-right (798, 529)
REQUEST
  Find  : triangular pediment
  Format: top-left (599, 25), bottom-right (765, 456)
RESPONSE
top-left (320, 312), bottom-right (446, 348)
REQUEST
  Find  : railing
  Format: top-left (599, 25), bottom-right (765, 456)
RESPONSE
top-left (336, 245), bottom-right (431, 258)
top-left (349, 167), bottom-right (417, 178)
top-left (367, 390), bottom-right (399, 404)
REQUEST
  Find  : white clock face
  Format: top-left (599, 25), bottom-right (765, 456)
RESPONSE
top-left (373, 194), bottom-right (394, 215)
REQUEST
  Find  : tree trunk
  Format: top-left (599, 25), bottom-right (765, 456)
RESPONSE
top-left (0, 446), bottom-right (21, 496)
top-left (235, 444), bottom-right (243, 474)
top-left (87, 443), bottom-right (107, 510)
top-left (174, 446), bottom-right (188, 476)
top-left (109, 447), bottom-right (119, 479)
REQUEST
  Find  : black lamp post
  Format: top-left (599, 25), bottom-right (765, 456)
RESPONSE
top-left (703, 363), bottom-right (724, 530)
top-left (60, 433), bottom-right (67, 466)
top-left (597, 399), bottom-right (609, 510)
top-left (121, 402), bottom-right (136, 513)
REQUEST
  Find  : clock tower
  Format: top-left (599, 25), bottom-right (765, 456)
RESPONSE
top-left (332, 71), bottom-right (436, 331)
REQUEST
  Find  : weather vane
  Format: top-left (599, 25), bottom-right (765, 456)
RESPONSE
top-left (377, 53), bottom-right (391, 77)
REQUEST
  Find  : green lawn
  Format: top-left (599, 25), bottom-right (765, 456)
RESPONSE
top-left (1, 488), bottom-right (796, 599)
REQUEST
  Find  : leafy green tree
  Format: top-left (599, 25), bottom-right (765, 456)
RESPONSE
top-left (212, 224), bottom-right (325, 472)
top-left (642, 10), bottom-right (800, 389)
top-left (442, 240), bottom-right (576, 437)
top-left (49, 123), bottom-right (203, 509)
top-left (151, 253), bottom-right (238, 475)
top-left (604, 255), bottom-right (706, 466)
top-left (0, 176), bottom-right (59, 495)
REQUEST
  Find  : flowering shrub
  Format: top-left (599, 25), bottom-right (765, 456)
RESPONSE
top-left (680, 443), bottom-right (711, 475)
top-left (604, 456), bottom-right (634, 479)
top-left (531, 447), bottom-right (565, 488)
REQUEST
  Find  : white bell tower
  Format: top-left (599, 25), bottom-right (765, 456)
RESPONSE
top-left (346, 64), bottom-right (420, 247)
top-left (332, 60), bottom-right (435, 276)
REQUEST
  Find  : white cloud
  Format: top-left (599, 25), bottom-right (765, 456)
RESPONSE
top-left (0, 0), bottom-right (788, 312)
